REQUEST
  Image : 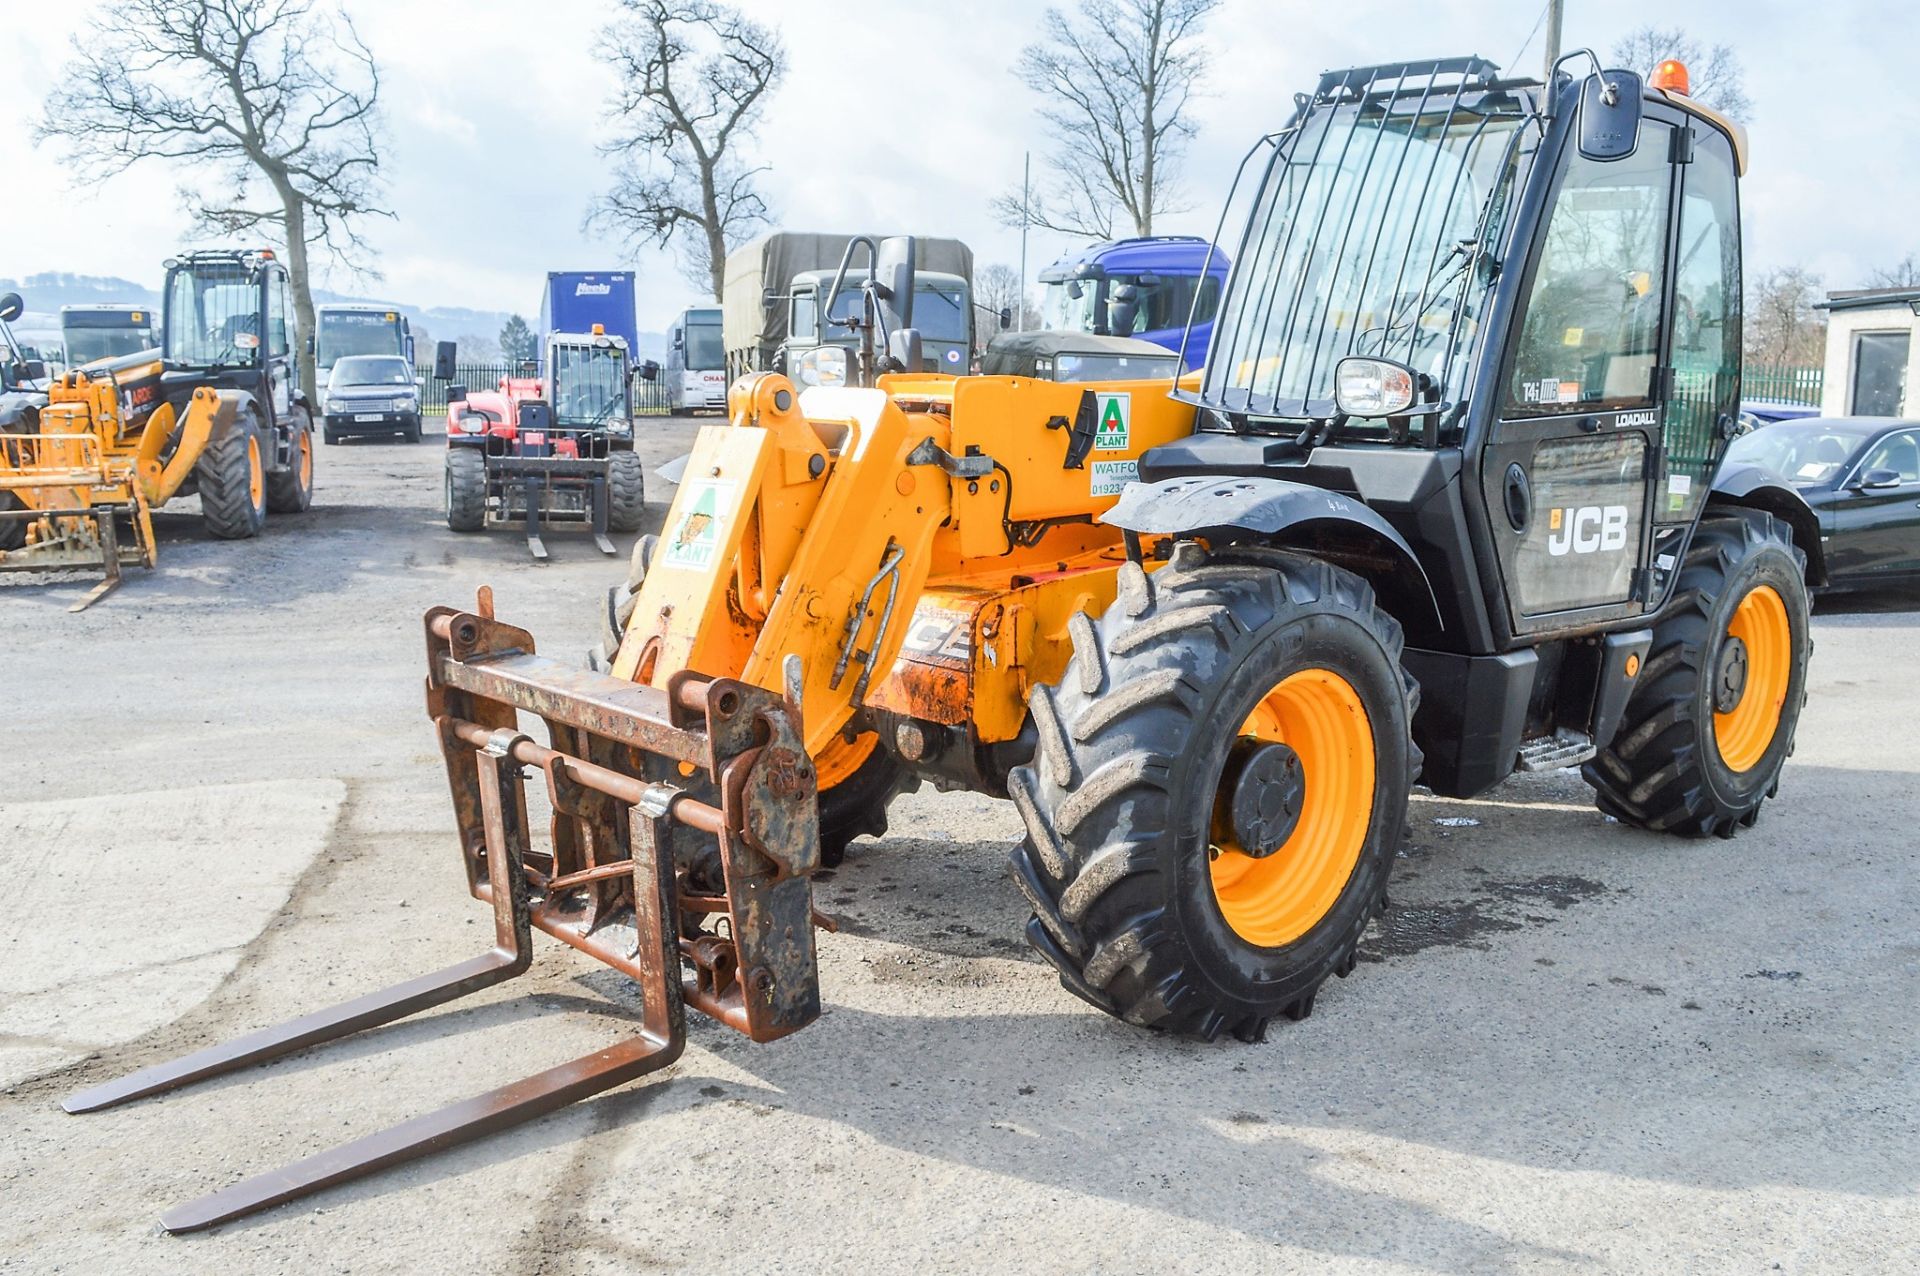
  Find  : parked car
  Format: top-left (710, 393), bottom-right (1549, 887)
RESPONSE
top-left (321, 354), bottom-right (423, 443)
top-left (1724, 416), bottom-right (1920, 590)
top-left (1737, 399), bottom-right (1822, 433)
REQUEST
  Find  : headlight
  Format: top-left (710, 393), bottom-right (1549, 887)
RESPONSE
top-left (456, 413), bottom-right (489, 434)
top-left (325, 398), bottom-right (345, 413)
top-left (1333, 356), bottom-right (1416, 417)
top-left (796, 346), bottom-right (849, 388)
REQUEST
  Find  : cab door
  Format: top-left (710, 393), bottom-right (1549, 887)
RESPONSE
top-left (1480, 108), bottom-right (1692, 635)
top-left (264, 269), bottom-right (295, 421)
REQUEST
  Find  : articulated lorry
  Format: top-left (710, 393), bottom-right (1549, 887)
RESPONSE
top-left (539, 271), bottom-right (638, 376)
top-left (722, 232), bottom-right (974, 381)
top-left (1037, 235), bottom-right (1229, 368)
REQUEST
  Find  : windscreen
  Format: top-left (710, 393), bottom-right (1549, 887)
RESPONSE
top-left (912, 286), bottom-right (970, 343)
top-left (165, 263), bottom-right (258, 367)
top-left (332, 355), bottom-right (413, 386)
top-left (317, 311), bottom-right (405, 367)
top-left (684, 320), bottom-right (724, 370)
top-left (64, 317), bottom-right (155, 366)
top-left (1203, 91), bottom-right (1530, 423)
top-left (1042, 279), bottom-right (1102, 332)
top-left (1726, 423), bottom-right (1872, 487)
top-left (1054, 351), bottom-right (1183, 382)
top-left (551, 343), bottom-right (629, 427)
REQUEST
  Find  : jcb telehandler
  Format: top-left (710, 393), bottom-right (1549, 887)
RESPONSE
top-left (70, 56), bottom-right (1819, 1231)
top-left (0, 250), bottom-right (316, 607)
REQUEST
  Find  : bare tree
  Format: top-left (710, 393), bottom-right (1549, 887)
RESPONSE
top-left (991, 0), bottom-right (1219, 241)
top-left (1744, 266), bottom-right (1826, 367)
top-left (1867, 254), bottom-right (1920, 289)
top-left (974, 263), bottom-right (1041, 348)
top-left (38, 0), bottom-right (388, 400)
top-left (1608, 26), bottom-right (1752, 118)
top-left (590, 0), bottom-right (784, 299)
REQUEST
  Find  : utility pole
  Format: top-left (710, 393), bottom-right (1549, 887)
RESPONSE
top-left (1543, 0), bottom-right (1564, 82)
top-left (1017, 151), bottom-right (1031, 333)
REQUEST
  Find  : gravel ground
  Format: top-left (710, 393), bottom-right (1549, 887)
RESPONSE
top-left (1, 419), bottom-right (1915, 1275)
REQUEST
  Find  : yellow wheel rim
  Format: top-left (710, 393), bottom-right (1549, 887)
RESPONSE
top-left (298, 432), bottom-right (313, 488)
top-left (815, 730), bottom-right (879, 791)
top-left (247, 436), bottom-right (264, 509)
top-left (1209, 668), bottom-right (1375, 948)
top-left (1713, 584), bottom-right (1790, 774)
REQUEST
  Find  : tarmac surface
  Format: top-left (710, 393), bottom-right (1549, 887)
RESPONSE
top-left (1, 415), bottom-right (1915, 1274)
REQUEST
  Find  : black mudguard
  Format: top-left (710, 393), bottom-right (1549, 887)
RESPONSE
top-left (1102, 474), bottom-right (1441, 630)
top-left (1707, 463), bottom-right (1826, 586)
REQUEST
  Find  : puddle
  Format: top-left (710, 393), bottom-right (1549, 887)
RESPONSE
top-left (1363, 874), bottom-right (1614, 959)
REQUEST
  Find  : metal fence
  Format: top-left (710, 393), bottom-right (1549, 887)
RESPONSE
top-left (419, 362), bottom-right (673, 416)
top-left (1743, 364), bottom-right (1824, 407)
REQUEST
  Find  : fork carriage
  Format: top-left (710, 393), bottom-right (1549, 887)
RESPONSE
top-left (63, 594), bottom-right (825, 1232)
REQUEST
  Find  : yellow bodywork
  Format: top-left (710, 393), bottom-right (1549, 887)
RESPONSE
top-left (0, 360), bottom-right (237, 592)
top-left (615, 371), bottom-right (1199, 761)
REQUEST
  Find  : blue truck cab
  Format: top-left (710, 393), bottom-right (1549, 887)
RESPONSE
top-left (1036, 236), bottom-right (1229, 370)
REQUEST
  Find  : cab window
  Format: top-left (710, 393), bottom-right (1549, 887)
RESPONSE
top-left (266, 273), bottom-right (291, 357)
top-left (1507, 123), bottom-right (1673, 415)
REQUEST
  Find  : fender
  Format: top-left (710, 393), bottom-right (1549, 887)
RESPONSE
top-left (1101, 474), bottom-right (1441, 630)
top-left (1707, 463), bottom-right (1827, 586)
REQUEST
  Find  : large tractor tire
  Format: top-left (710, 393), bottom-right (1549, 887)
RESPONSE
top-left (198, 413), bottom-right (269, 539)
top-left (589, 533), bottom-right (657, 670)
top-left (266, 417), bottom-right (315, 514)
top-left (1584, 511), bottom-right (1811, 837)
top-left (606, 450), bottom-right (646, 533)
top-left (1009, 542), bottom-right (1420, 1042)
top-left (445, 449), bottom-right (488, 532)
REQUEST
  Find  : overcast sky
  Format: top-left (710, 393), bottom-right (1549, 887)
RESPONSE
top-left (1, 0), bottom-right (1910, 333)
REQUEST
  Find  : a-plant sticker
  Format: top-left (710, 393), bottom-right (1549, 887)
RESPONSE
top-left (1093, 392), bottom-right (1131, 450)
top-left (1090, 459), bottom-right (1137, 497)
top-left (662, 479), bottom-right (733, 570)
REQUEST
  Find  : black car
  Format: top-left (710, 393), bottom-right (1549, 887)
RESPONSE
top-left (1725, 416), bottom-right (1920, 590)
top-left (321, 354), bottom-right (422, 443)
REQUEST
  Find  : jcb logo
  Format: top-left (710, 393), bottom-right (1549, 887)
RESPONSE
top-left (1546, 505), bottom-right (1629, 556)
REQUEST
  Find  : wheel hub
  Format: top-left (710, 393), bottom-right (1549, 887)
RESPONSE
top-left (1714, 635), bottom-right (1749, 713)
top-left (1221, 740), bottom-right (1306, 859)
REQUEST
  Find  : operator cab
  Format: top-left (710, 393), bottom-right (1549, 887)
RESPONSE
top-left (1145, 55), bottom-right (1752, 650)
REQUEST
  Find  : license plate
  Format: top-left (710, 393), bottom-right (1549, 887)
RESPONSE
top-left (354, 413), bottom-right (383, 422)
top-left (522, 432), bottom-right (546, 445)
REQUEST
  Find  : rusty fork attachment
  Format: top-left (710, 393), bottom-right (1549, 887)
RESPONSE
top-left (62, 594), bottom-right (823, 1233)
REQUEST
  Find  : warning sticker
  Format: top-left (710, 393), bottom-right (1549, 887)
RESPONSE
top-left (1091, 458), bottom-right (1137, 497)
top-left (1093, 392), bottom-right (1131, 450)
top-left (661, 478), bottom-right (733, 570)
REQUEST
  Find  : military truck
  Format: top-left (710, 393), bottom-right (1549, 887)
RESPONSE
top-left (722, 231), bottom-right (975, 381)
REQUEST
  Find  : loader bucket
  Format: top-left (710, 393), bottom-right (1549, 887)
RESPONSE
top-left (63, 590), bottom-right (824, 1232)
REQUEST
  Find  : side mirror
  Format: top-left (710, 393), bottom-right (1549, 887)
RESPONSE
top-left (0, 292), bottom-right (21, 323)
top-left (1066, 280), bottom-right (1084, 301)
top-left (1855, 467), bottom-right (1904, 491)
top-left (638, 360), bottom-right (661, 382)
top-left (998, 307), bottom-right (1012, 331)
top-left (433, 340), bottom-right (457, 380)
top-left (672, 332), bottom-right (684, 350)
top-left (1577, 68), bottom-right (1645, 161)
top-left (1134, 272), bottom-right (1162, 289)
top-left (874, 235), bottom-right (917, 335)
top-left (885, 327), bottom-right (923, 374)
top-left (18, 360), bottom-right (46, 381)
top-left (447, 386), bottom-right (468, 404)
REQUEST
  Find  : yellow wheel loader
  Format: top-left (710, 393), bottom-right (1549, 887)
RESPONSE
top-left (0, 251), bottom-right (316, 608)
top-left (71, 56), bottom-right (1820, 1231)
